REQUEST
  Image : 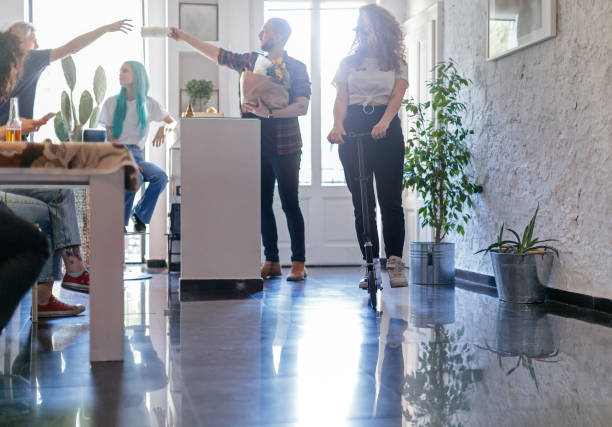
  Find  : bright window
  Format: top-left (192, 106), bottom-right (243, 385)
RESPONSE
top-left (31, 0), bottom-right (144, 142)
top-left (320, 3), bottom-right (362, 185)
top-left (265, 2), bottom-right (312, 185)
top-left (265, 0), bottom-right (364, 186)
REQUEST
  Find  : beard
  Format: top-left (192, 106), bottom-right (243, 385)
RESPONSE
top-left (261, 41), bottom-right (274, 52)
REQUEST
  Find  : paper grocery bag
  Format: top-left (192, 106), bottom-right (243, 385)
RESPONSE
top-left (240, 71), bottom-right (289, 111)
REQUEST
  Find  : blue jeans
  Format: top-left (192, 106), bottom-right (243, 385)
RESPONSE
top-left (125, 145), bottom-right (168, 226)
top-left (261, 150), bottom-right (305, 262)
top-left (6, 189), bottom-right (81, 250)
top-left (3, 192), bottom-right (64, 282)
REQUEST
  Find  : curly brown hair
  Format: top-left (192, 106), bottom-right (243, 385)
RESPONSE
top-left (349, 4), bottom-right (406, 72)
top-left (0, 31), bottom-right (25, 101)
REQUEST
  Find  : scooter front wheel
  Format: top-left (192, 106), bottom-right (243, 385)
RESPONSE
top-left (368, 270), bottom-right (377, 310)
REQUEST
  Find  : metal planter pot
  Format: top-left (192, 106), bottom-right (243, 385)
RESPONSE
top-left (409, 284), bottom-right (455, 328)
top-left (409, 242), bottom-right (455, 285)
top-left (490, 252), bottom-right (554, 304)
top-left (495, 302), bottom-right (555, 358)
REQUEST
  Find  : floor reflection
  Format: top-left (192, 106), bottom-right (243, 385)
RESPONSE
top-left (0, 267), bottom-right (610, 426)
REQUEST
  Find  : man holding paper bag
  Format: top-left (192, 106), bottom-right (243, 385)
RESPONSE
top-left (169, 18), bottom-right (311, 281)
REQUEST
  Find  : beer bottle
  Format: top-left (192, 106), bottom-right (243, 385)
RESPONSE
top-left (5, 98), bottom-right (22, 142)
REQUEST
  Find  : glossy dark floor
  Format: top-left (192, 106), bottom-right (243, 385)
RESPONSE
top-left (0, 267), bottom-right (611, 426)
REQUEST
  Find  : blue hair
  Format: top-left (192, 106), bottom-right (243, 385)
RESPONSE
top-left (111, 61), bottom-right (149, 139)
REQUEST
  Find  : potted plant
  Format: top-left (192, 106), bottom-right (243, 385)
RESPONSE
top-left (184, 79), bottom-right (215, 112)
top-left (404, 60), bottom-right (482, 285)
top-left (476, 205), bottom-right (559, 303)
top-left (54, 56), bottom-right (106, 142)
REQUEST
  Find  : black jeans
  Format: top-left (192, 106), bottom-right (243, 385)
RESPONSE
top-left (339, 105), bottom-right (405, 260)
top-left (0, 208), bottom-right (49, 330)
top-left (258, 118), bottom-right (305, 263)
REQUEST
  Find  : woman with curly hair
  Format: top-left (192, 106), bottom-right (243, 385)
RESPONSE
top-left (327, 4), bottom-right (409, 288)
top-left (0, 30), bottom-right (24, 99)
top-left (0, 30), bottom-right (49, 330)
top-left (1, 30), bottom-right (87, 320)
top-left (0, 30), bottom-right (43, 136)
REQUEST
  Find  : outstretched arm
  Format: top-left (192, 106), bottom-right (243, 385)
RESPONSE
top-left (169, 27), bottom-right (257, 73)
top-left (50, 20), bottom-right (133, 63)
top-left (168, 27), bottom-right (219, 63)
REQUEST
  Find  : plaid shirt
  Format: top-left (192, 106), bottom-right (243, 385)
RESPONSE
top-left (217, 48), bottom-right (311, 155)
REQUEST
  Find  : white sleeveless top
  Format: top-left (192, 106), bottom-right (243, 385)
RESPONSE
top-left (332, 56), bottom-right (408, 106)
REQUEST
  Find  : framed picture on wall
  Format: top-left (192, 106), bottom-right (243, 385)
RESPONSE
top-left (179, 2), bottom-right (218, 42)
top-left (487, 0), bottom-right (556, 60)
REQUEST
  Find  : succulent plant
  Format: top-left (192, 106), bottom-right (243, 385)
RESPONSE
top-left (475, 204), bottom-right (560, 256)
top-left (54, 56), bottom-right (106, 142)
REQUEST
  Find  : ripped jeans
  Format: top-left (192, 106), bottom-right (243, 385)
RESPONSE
top-left (3, 190), bottom-right (81, 282)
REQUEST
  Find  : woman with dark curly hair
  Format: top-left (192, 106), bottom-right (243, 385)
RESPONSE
top-left (0, 30), bottom-right (49, 331)
top-left (0, 31), bottom-right (46, 136)
top-left (0, 30), bottom-right (25, 99)
top-left (327, 4), bottom-right (409, 288)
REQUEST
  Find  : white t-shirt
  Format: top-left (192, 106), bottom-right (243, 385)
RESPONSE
top-left (332, 56), bottom-right (408, 106)
top-left (98, 95), bottom-right (168, 148)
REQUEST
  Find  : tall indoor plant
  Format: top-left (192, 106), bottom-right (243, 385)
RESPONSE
top-left (404, 59), bottom-right (482, 285)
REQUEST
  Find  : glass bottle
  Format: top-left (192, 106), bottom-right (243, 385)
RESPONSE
top-left (5, 97), bottom-right (21, 142)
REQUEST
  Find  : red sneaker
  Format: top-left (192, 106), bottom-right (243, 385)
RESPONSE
top-left (37, 295), bottom-right (86, 318)
top-left (61, 270), bottom-right (90, 293)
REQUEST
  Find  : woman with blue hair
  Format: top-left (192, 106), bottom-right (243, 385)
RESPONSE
top-left (99, 61), bottom-right (175, 231)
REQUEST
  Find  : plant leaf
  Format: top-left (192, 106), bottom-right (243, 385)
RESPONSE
top-left (89, 105), bottom-right (100, 128)
top-left (78, 90), bottom-right (94, 125)
top-left (61, 56), bottom-right (77, 91)
top-left (93, 66), bottom-right (107, 104)
top-left (506, 228), bottom-right (522, 245)
top-left (54, 112), bottom-right (70, 142)
top-left (61, 91), bottom-right (72, 130)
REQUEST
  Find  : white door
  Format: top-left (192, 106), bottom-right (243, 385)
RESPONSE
top-left (400, 3), bottom-right (441, 257)
top-left (265, 1), bottom-right (366, 266)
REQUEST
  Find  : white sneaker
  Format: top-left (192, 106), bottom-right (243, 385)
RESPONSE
top-left (387, 256), bottom-right (408, 288)
top-left (359, 258), bottom-right (381, 289)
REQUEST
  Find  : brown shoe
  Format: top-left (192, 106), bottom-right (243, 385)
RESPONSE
top-left (261, 261), bottom-right (282, 279)
top-left (286, 261), bottom-right (307, 281)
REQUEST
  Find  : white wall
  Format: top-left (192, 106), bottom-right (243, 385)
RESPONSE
top-left (146, 0), bottom-right (169, 261)
top-left (167, 0), bottom-right (254, 122)
top-left (0, 0), bottom-right (27, 29)
top-left (406, 0), bottom-right (437, 18)
top-left (378, 0), bottom-right (407, 22)
top-left (421, 0), bottom-right (612, 299)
